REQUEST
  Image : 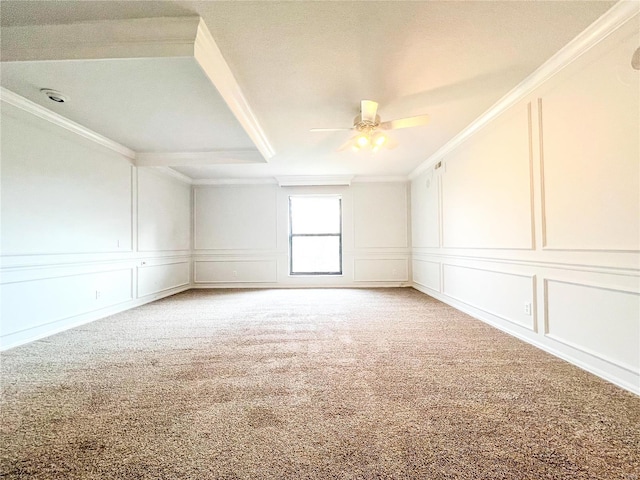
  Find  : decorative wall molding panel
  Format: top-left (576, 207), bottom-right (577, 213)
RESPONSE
top-left (353, 183), bottom-right (408, 249)
top-left (440, 104), bottom-right (534, 250)
top-left (442, 264), bottom-right (536, 331)
top-left (194, 185), bottom-right (278, 251)
top-left (538, 18), bottom-right (639, 252)
top-left (353, 258), bottom-right (409, 282)
top-left (1, 267), bottom-right (133, 349)
top-left (194, 260), bottom-right (278, 284)
top-left (137, 261), bottom-right (191, 298)
top-left (543, 279), bottom-right (639, 374)
top-left (411, 170), bottom-right (440, 249)
top-left (412, 259), bottom-right (441, 292)
top-left (137, 168), bottom-right (192, 252)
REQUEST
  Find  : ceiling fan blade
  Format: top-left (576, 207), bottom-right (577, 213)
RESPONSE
top-left (360, 100), bottom-right (378, 123)
top-left (310, 127), bottom-right (353, 132)
top-left (385, 136), bottom-right (399, 149)
top-left (379, 114), bottom-right (430, 130)
top-left (337, 136), bottom-right (358, 151)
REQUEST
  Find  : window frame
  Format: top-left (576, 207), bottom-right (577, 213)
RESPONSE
top-left (288, 195), bottom-right (343, 276)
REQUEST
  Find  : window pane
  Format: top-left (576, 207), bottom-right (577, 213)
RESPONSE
top-left (290, 196), bottom-right (341, 234)
top-left (291, 236), bottom-right (341, 273)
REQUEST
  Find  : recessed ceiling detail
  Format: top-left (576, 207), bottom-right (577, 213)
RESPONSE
top-left (0, 16), bottom-right (274, 168)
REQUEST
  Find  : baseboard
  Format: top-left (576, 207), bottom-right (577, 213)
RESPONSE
top-left (0, 285), bottom-right (191, 351)
top-left (191, 283), bottom-right (412, 289)
top-left (411, 283), bottom-right (639, 396)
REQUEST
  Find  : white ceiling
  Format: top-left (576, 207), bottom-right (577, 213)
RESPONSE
top-left (1, 1), bottom-right (617, 181)
top-left (1, 57), bottom-right (257, 153)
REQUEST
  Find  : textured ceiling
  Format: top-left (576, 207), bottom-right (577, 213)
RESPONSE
top-left (0, 1), bottom-right (617, 180)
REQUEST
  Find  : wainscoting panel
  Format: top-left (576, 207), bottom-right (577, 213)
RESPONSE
top-left (442, 264), bottom-right (535, 330)
top-left (194, 185), bottom-right (278, 251)
top-left (412, 259), bottom-right (441, 292)
top-left (352, 183), bottom-right (408, 249)
top-left (353, 258), bottom-right (408, 282)
top-left (539, 19), bottom-right (639, 252)
top-left (137, 168), bottom-right (191, 252)
top-left (194, 260), bottom-right (277, 284)
top-left (411, 170), bottom-right (440, 248)
top-left (544, 279), bottom-right (639, 374)
top-left (1, 267), bottom-right (133, 342)
top-left (441, 104), bottom-right (534, 250)
top-left (137, 260), bottom-right (190, 298)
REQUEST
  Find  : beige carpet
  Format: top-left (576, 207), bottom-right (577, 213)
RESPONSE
top-left (1, 288), bottom-right (638, 479)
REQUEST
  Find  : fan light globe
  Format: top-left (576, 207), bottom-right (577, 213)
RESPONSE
top-left (356, 135), bottom-right (369, 147)
top-left (374, 134), bottom-right (386, 146)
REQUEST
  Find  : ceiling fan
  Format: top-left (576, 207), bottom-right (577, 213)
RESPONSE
top-left (310, 100), bottom-right (430, 152)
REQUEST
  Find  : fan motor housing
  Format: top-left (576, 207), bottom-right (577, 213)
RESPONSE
top-left (353, 114), bottom-right (380, 131)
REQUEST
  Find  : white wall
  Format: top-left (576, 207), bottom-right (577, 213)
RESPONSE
top-left (411, 16), bottom-right (640, 394)
top-left (192, 181), bottom-right (410, 287)
top-left (0, 100), bottom-right (191, 350)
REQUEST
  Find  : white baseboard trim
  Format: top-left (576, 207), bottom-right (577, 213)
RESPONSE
top-left (412, 283), bottom-right (639, 396)
top-left (0, 285), bottom-right (191, 351)
top-left (191, 283), bottom-right (412, 289)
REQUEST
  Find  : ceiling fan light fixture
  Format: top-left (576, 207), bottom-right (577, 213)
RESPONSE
top-left (312, 99), bottom-right (430, 153)
top-left (373, 133), bottom-right (387, 146)
top-left (356, 134), bottom-right (369, 147)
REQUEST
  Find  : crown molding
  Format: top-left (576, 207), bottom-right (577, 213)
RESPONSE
top-left (409, 0), bottom-right (640, 180)
top-left (146, 167), bottom-right (194, 185)
top-left (352, 176), bottom-right (409, 183)
top-left (193, 178), bottom-right (278, 186)
top-left (276, 175), bottom-right (354, 187)
top-left (194, 18), bottom-right (275, 162)
top-left (136, 150), bottom-right (264, 167)
top-left (0, 87), bottom-right (136, 160)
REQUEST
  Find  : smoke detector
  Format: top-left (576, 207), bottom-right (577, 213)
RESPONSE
top-left (40, 88), bottom-right (69, 103)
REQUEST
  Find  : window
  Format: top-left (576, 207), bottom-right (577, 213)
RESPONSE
top-left (289, 195), bottom-right (342, 275)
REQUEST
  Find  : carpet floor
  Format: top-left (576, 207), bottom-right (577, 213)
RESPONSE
top-left (1, 288), bottom-right (638, 479)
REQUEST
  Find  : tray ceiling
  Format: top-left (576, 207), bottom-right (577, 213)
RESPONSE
top-left (0, 1), bottom-right (618, 181)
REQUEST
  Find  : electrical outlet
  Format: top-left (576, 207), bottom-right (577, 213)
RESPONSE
top-left (524, 302), bottom-right (532, 315)
top-left (232, 270), bottom-right (238, 278)
top-left (95, 290), bottom-right (101, 300)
